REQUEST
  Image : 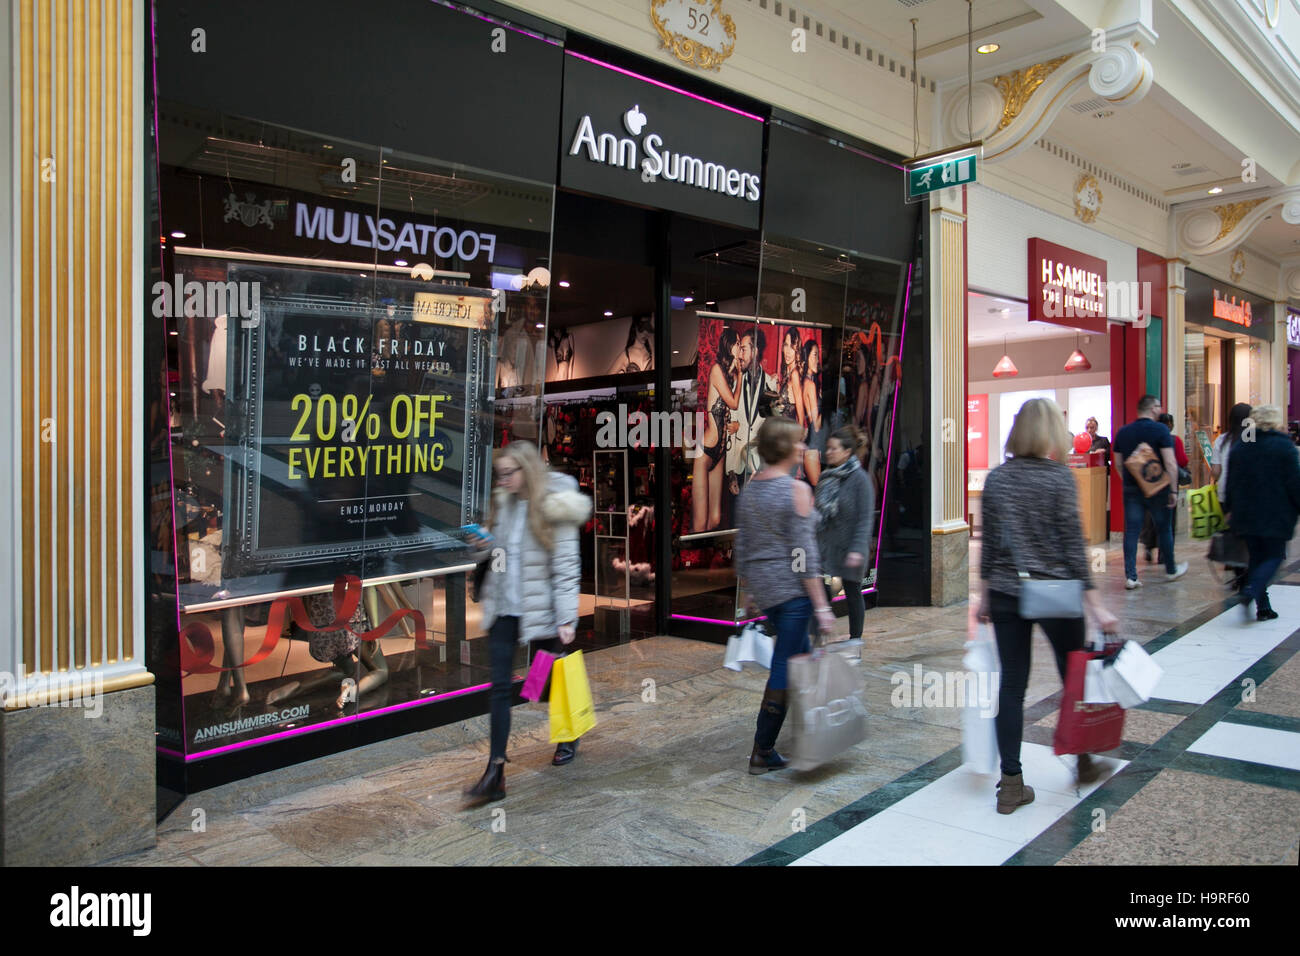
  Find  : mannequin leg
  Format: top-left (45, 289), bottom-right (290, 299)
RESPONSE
top-left (354, 639), bottom-right (389, 699)
top-left (215, 605), bottom-right (249, 707)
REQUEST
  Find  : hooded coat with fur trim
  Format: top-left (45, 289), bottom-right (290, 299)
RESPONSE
top-left (479, 471), bottom-right (592, 643)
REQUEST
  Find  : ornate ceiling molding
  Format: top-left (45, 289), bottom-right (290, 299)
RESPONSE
top-left (1178, 187), bottom-right (1300, 257)
top-left (942, 42), bottom-right (1154, 163)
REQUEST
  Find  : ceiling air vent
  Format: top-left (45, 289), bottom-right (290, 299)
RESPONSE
top-left (895, 0), bottom-right (935, 7)
top-left (1173, 165), bottom-right (1211, 177)
top-left (1068, 97), bottom-right (1110, 114)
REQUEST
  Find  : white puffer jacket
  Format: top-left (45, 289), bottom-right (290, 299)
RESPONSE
top-left (479, 472), bottom-right (592, 644)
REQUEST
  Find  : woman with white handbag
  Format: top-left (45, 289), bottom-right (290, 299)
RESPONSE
top-left (976, 398), bottom-right (1119, 814)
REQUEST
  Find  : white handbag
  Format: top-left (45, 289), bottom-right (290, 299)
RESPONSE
top-left (723, 623), bottom-right (775, 672)
top-left (1083, 640), bottom-right (1163, 709)
top-left (960, 631), bottom-right (1001, 775)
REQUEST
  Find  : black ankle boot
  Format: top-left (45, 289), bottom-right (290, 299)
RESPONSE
top-left (465, 758), bottom-right (506, 804)
top-left (750, 689), bottom-right (789, 774)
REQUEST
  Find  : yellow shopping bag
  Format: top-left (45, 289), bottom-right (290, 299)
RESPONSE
top-left (548, 650), bottom-right (596, 743)
top-left (1186, 483), bottom-right (1224, 539)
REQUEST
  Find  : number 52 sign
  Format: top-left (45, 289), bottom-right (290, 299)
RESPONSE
top-left (651, 0), bottom-right (736, 71)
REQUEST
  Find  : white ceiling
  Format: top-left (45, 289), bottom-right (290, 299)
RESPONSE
top-left (967, 291), bottom-right (1093, 344)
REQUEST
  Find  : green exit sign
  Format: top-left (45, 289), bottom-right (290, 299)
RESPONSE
top-left (905, 148), bottom-right (979, 202)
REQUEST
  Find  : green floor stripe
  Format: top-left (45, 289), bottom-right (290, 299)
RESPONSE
top-left (1219, 709), bottom-right (1300, 734)
top-left (1134, 698), bottom-right (1199, 716)
top-left (1170, 751), bottom-right (1300, 791)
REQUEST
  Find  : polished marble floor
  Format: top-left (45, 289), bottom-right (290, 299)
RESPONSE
top-left (106, 528), bottom-right (1300, 866)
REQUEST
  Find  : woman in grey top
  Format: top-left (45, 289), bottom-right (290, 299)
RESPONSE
top-left (814, 425), bottom-right (875, 642)
top-left (977, 398), bottom-right (1119, 814)
top-left (736, 417), bottom-right (834, 774)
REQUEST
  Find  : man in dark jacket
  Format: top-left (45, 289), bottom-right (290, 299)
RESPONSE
top-left (1225, 405), bottom-right (1300, 621)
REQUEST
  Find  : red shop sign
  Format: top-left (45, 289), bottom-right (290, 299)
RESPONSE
top-left (1028, 238), bottom-right (1108, 334)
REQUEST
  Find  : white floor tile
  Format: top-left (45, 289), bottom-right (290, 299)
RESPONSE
top-left (802, 808), bottom-right (1023, 866)
top-left (793, 744), bottom-right (1126, 866)
top-left (1188, 722), bottom-right (1300, 771)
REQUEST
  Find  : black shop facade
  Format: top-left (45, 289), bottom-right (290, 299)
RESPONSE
top-left (146, 0), bottom-right (930, 790)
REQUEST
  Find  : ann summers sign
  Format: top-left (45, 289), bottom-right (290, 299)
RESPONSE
top-left (560, 52), bottom-right (763, 228)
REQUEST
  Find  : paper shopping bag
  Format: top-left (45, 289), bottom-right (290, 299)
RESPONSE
top-left (723, 624), bottom-right (774, 672)
top-left (520, 649), bottom-right (555, 702)
top-left (1103, 640), bottom-right (1164, 709)
top-left (960, 634), bottom-right (1000, 775)
top-left (549, 650), bottom-right (596, 743)
top-left (1054, 649), bottom-right (1124, 755)
top-left (789, 648), bottom-right (868, 771)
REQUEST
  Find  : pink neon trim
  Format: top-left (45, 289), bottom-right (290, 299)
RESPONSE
top-left (566, 51), bottom-right (765, 123)
top-left (180, 680), bottom-right (500, 760)
top-left (670, 589), bottom-right (878, 627)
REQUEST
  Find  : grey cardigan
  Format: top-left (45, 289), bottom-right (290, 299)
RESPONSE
top-left (815, 465), bottom-right (875, 578)
top-left (479, 472), bottom-right (592, 644)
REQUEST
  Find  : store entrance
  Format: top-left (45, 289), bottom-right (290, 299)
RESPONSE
top-left (539, 192), bottom-right (763, 640)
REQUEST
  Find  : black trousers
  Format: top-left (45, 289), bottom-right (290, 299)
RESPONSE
top-left (488, 616), bottom-right (563, 761)
top-left (988, 590), bottom-right (1086, 777)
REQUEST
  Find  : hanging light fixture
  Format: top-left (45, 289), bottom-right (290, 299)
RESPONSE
top-left (1064, 333), bottom-right (1091, 371)
top-left (992, 336), bottom-right (1018, 378)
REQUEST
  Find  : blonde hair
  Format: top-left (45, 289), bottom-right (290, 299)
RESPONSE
top-left (1251, 404), bottom-right (1284, 432)
top-left (488, 440), bottom-right (553, 551)
top-left (757, 417), bottom-right (804, 465)
top-left (1006, 398), bottom-right (1071, 461)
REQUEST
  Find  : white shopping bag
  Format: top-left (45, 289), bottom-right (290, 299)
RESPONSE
top-left (723, 623), bottom-right (774, 672)
top-left (1083, 658), bottom-right (1118, 704)
top-left (960, 632), bottom-right (1000, 775)
top-left (1104, 640), bottom-right (1163, 709)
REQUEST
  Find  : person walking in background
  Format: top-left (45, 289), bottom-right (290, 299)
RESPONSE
top-left (1224, 405), bottom-right (1300, 622)
top-left (1213, 403), bottom-right (1253, 510)
top-left (1140, 412), bottom-right (1190, 564)
top-left (1114, 395), bottom-right (1188, 589)
top-left (978, 398), bottom-right (1120, 813)
top-left (465, 441), bottom-right (592, 804)
top-left (735, 417), bottom-right (834, 774)
top-left (813, 425), bottom-right (874, 643)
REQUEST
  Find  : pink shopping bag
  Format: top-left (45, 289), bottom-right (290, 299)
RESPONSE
top-left (520, 650), bottom-right (556, 702)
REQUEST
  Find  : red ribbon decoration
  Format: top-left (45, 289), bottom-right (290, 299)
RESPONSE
top-left (180, 575), bottom-right (428, 675)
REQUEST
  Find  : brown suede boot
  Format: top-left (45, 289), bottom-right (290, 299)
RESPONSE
top-left (996, 772), bottom-right (1035, 814)
top-left (1076, 753), bottom-right (1102, 785)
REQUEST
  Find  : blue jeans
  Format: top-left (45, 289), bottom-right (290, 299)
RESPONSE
top-left (1242, 536), bottom-right (1286, 614)
top-left (763, 596), bottom-right (812, 691)
top-left (1123, 488), bottom-right (1176, 579)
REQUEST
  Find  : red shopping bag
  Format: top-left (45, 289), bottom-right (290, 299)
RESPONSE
top-left (1053, 649), bottom-right (1124, 755)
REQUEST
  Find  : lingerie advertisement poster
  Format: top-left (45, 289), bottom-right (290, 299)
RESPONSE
top-left (544, 314), bottom-right (656, 382)
top-left (172, 256), bottom-right (495, 601)
top-left (689, 318), bottom-right (823, 536)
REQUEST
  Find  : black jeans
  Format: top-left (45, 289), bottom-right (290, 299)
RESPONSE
top-left (988, 590), bottom-right (1086, 776)
top-left (1242, 536), bottom-right (1286, 614)
top-left (488, 616), bottom-right (563, 761)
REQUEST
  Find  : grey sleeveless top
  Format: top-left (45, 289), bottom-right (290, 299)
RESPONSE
top-left (735, 473), bottom-right (823, 609)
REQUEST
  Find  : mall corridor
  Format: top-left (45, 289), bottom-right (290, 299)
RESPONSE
top-left (105, 532), bottom-right (1300, 867)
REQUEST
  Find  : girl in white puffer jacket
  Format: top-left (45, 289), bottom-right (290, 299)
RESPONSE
top-left (465, 440), bottom-right (592, 804)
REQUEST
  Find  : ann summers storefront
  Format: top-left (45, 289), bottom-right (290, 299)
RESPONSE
top-left (147, 0), bottom-right (929, 789)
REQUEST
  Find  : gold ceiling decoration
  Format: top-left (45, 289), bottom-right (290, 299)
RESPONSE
top-left (1213, 199), bottom-right (1266, 241)
top-left (991, 54), bottom-right (1072, 130)
top-left (1073, 173), bottom-right (1103, 224)
top-left (1229, 249), bottom-right (1246, 282)
top-left (650, 0), bottom-right (736, 72)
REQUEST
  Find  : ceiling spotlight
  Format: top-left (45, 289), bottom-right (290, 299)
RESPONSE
top-left (1000, 308), bottom-right (1011, 314)
top-left (604, 310), bottom-right (614, 317)
top-left (394, 259), bottom-right (408, 267)
top-left (1094, 110), bottom-right (1114, 118)
top-left (1171, 162), bottom-right (1191, 170)
top-left (359, 273), bottom-right (368, 278)
top-left (706, 301), bottom-right (716, 307)
top-left (170, 230), bottom-right (186, 239)
top-left (683, 296), bottom-right (694, 304)
top-left (322, 144), bottom-right (334, 150)
top-left (558, 280), bottom-right (571, 288)
top-left (535, 323), bottom-right (544, 329)
top-left (977, 43), bottom-right (1000, 54)
top-left (1208, 187), bottom-right (1223, 195)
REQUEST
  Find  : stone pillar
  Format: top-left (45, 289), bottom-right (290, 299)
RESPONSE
top-left (0, 0), bottom-right (155, 867)
top-left (928, 186), bottom-right (970, 606)
top-left (1166, 259), bottom-right (1187, 445)
top-left (1272, 301), bottom-right (1288, 410)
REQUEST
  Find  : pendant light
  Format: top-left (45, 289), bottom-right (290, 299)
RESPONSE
top-left (1064, 333), bottom-right (1091, 372)
top-left (992, 336), bottom-right (1018, 378)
